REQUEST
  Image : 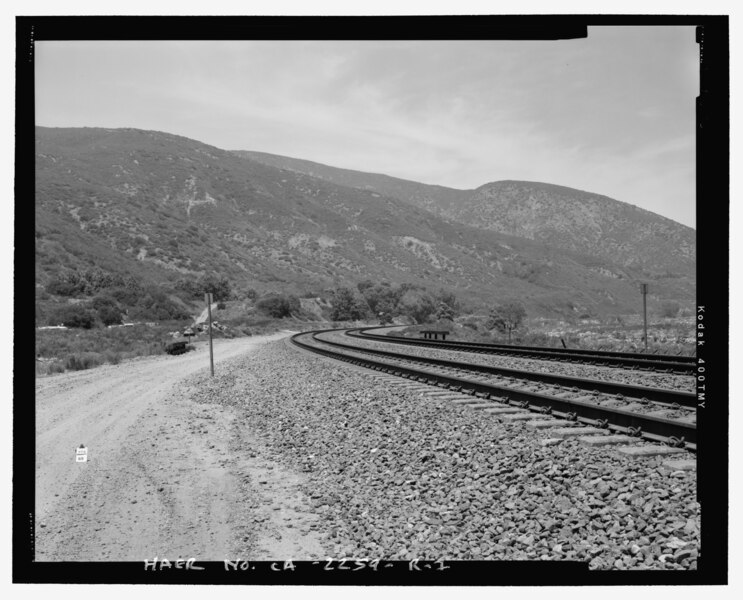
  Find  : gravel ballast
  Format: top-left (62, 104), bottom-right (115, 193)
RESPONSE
top-left (193, 339), bottom-right (700, 570)
top-left (317, 331), bottom-right (695, 393)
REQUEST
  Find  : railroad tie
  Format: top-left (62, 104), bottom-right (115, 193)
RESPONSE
top-left (525, 420), bottom-right (580, 430)
top-left (617, 446), bottom-right (688, 458)
top-left (578, 435), bottom-right (638, 447)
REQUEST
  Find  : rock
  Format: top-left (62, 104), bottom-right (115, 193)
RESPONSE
top-left (674, 548), bottom-right (694, 561)
top-left (540, 438), bottom-right (563, 447)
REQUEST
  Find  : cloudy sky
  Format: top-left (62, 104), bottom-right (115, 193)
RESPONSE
top-left (35, 27), bottom-right (698, 227)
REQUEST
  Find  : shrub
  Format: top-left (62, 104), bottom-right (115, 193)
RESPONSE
top-left (108, 285), bottom-right (143, 307)
top-left (660, 300), bottom-right (680, 318)
top-left (46, 277), bottom-right (80, 297)
top-left (36, 360), bottom-right (67, 375)
top-left (130, 287), bottom-right (190, 321)
top-left (47, 305), bottom-right (97, 329)
top-left (98, 305), bottom-right (124, 326)
top-left (176, 273), bottom-right (232, 301)
top-left (65, 352), bottom-right (104, 370)
top-left (90, 294), bottom-right (124, 325)
top-left (48, 361), bottom-right (66, 374)
top-left (47, 270), bottom-right (142, 298)
top-left (103, 350), bottom-right (122, 365)
top-left (256, 294), bottom-right (298, 318)
top-left (90, 294), bottom-right (118, 311)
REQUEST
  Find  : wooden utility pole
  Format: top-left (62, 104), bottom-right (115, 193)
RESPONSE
top-left (205, 292), bottom-right (214, 376)
top-left (640, 283), bottom-right (648, 352)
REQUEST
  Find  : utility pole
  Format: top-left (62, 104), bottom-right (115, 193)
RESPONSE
top-left (640, 283), bottom-right (648, 352)
top-left (205, 292), bottom-right (214, 376)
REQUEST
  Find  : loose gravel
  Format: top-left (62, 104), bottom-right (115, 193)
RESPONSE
top-left (318, 331), bottom-right (695, 393)
top-left (196, 339), bottom-right (700, 569)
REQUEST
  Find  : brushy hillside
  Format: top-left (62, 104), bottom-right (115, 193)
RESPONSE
top-left (239, 151), bottom-right (696, 281)
top-left (36, 127), bottom-right (694, 319)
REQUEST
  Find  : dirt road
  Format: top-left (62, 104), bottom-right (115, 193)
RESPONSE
top-left (34, 332), bottom-right (324, 562)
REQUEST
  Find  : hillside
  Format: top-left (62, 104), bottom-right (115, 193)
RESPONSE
top-left (233, 150), bottom-right (470, 213)
top-left (238, 152), bottom-right (696, 278)
top-left (35, 127), bottom-right (694, 317)
top-left (441, 181), bottom-right (695, 277)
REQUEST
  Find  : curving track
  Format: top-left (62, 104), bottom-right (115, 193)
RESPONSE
top-left (290, 328), bottom-right (697, 451)
top-left (348, 327), bottom-right (696, 374)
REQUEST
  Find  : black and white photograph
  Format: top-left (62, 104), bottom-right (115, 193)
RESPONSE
top-left (15, 9), bottom-right (729, 587)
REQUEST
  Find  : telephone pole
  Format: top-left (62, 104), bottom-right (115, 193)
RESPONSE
top-left (205, 292), bottom-right (214, 376)
top-left (640, 283), bottom-right (648, 351)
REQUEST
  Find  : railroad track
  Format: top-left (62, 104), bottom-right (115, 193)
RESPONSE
top-left (347, 327), bottom-right (697, 374)
top-left (290, 328), bottom-right (697, 451)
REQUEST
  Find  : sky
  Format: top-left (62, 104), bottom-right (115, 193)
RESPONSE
top-left (35, 27), bottom-right (699, 227)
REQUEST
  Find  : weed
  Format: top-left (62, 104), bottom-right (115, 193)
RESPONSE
top-left (65, 352), bottom-right (104, 371)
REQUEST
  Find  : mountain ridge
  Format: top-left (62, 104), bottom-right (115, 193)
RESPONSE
top-left (235, 150), bottom-right (695, 277)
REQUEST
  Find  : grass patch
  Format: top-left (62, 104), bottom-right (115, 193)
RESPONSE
top-left (35, 322), bottom-right (189, 373)
top-left (389, 316), bottom-right (696, 355)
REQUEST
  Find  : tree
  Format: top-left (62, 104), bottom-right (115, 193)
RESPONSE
top-left (175, 274), bottom-right (231, 301)
top-left (399, 291), bottom-right (437, 324)
top-left (486, 302), bottom-right (527, 343)
top-left (435, 301), bottom-right (455, 322)
top-left (329, 287), bottom-right (369, 321)
top-left (197, 274), bottom-right (231, 301)
top-left (131, 288), bottom-right (190, 321)
top-left (361, 282), bottom-right (405, 316)
top-left (435, 289), bottom-right (460, 316)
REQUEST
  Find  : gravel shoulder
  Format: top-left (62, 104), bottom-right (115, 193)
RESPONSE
top-left (35, 333), bottom-right (700, 569)
top-left (34, 331), bottom-right (322, 561)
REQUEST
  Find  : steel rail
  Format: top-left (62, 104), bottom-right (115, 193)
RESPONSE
top-left (348, 327), bottom-right (696, 373)
top-left (290, 330), bottom-right (696, 449)
top-left (355, 326), bottom-right (698, 362)
top-left (313, 331), bottom-right (695, 409)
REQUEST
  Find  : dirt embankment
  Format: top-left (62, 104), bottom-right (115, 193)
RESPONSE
top-left (34, 332), bottom-right (324, 562)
